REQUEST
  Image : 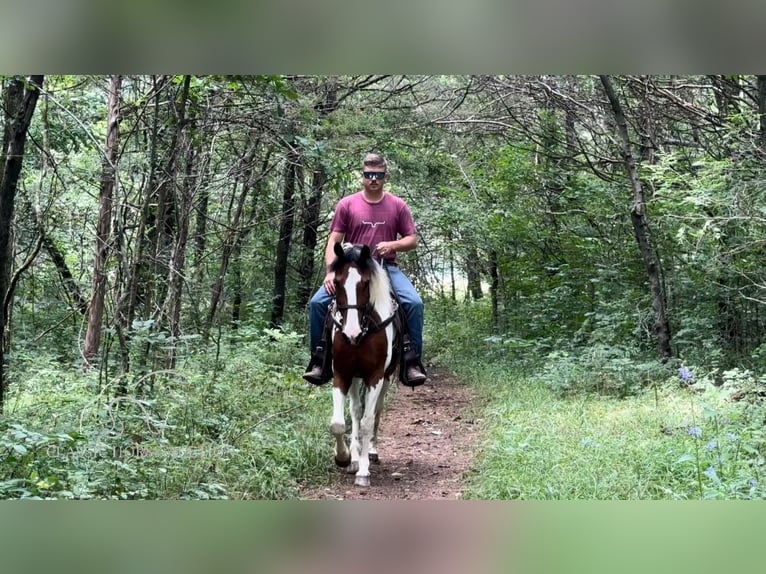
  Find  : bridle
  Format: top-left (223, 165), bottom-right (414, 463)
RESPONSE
top-left (330, 287), bottom-right (398, 345)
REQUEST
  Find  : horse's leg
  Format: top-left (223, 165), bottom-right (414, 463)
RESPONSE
top-left (355, 376), bottom-right (386, 487)
top-left (330, 383), bottom-right (350, 467)
top-left (347, 378), bottom-right (362, 474)
top-left (369, 377), bottom-right (391, 464)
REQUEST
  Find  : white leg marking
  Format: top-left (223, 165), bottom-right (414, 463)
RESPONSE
top-left (371, 377), bottom-right (391, 457)
top-left (355, 377), bottom-right (386, 486)
top-left (330, 386), bottom-right (349, 464)
top-left (349, 379), bottom-right (362, 471)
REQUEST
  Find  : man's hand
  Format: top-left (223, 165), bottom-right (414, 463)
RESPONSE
top-left (375, 241), bottom-right (397, 259)
top-left (323, 271), bottom-right (336, 295)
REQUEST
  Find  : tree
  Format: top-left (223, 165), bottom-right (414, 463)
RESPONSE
top-left (83, 75), bottom-right (122, 363)
top-left (599, 75), bottom-right (672, 360)
top-left (0, 75), bottom-right (44, 407)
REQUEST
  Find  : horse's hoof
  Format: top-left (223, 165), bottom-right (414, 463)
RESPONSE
top-left (330, 422), bottom-right (345, 436)
top-left (335, 456), bottom-right (351, 468)
top-left (369, 453), bottom-right (380, 464)
top-left (355, 475), bottom-right (370, 487)
top-left (345, 461), bottom-right (359, 474)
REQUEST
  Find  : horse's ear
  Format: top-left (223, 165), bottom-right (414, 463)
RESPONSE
top-left (334, 242), bottom-right (344, 259)
top-left (360, 244), bottom-right (371, 261)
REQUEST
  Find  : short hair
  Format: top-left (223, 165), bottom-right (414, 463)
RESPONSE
top-left (363, 153), bottom-right (387, 169)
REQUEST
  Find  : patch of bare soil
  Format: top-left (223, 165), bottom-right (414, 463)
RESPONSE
top-left (299, 366), bottom-right (480, 500)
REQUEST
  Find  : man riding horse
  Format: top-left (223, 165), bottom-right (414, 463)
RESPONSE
top-left (303, 152), bottom-right (427, 387)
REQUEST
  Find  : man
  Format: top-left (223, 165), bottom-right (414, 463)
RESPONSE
top-left (303, 153), bottom-right (427, 386)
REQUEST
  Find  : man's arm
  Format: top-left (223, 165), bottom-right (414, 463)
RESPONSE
top-left (375, 233), bottom-right (417, 259)
top-left (322, 230), bottom-right (346, 294)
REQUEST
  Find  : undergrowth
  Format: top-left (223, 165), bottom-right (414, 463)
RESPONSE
top-left (427, 298), bottom-right (766, 500)
top-left (0, 328), bottom-right (334, 499)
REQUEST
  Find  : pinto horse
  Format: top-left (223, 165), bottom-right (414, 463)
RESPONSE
top-left (328, 242), bottom-right (399, 487)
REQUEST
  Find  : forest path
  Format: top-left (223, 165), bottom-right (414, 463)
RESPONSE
top-left (299, 366), bottom-right (481, 500)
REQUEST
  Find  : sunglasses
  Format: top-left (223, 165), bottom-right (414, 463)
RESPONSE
top-left (363, 171), bottom-right (386, 181)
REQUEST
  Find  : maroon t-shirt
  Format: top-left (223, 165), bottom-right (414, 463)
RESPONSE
top-left (330, 192), bottom-right (417, 265)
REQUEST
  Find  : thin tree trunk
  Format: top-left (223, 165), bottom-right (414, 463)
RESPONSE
top-left (600, 75), bottom-right (672, 360)
top-left (204, 145), bottom-right (259, 337)
top-left (757, 75), bottom-right (766, 154)
top-left (228, 149), bottom-right (272, 331)
top-left (120, 76), bottom-right (165, 333)
top-left (295, 79), bottom-right (339, 309)
top-left (150, 75), bottom-right (190, 332)
top-left (489, 250), bottom-right (499, 334)
top-left (40, 228), bottom-right (88, 315)
top-left (84, 75), bottom-right (122, 362)
top-left (164, 156), bottom-right (193, 369)
top-left (270, 147), bottom-right (299, 328)
top-left (465, 250), bottom-right (483, 300)
top-left (0, 75), bottom-right (43, 408)
top-left (296, 161), bottom-right (326, 308)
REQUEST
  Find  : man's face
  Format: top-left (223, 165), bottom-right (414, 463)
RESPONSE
top-left (362, 166), bottom-right (387, 191)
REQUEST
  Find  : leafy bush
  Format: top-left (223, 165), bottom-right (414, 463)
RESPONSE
top-left (540, 344), bottom-right (667, 397)
top-left (0, 327), bottom-right (333, 499)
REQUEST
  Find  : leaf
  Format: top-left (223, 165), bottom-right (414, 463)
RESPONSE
top-left (12, 444), bottom-right (28, 456)
top-left (674, 453), bottom-right (695, 465)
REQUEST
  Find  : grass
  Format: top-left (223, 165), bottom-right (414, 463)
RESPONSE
top-left (457, 363), bottom-right (766, 500)
top-left (0, 330), bottom-right (338, 500)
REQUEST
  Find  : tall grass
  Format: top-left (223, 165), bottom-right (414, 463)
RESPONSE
top-left (0, 328), bottom-right (336, 499)
top-left (426, 298), bottom-right (766, 500)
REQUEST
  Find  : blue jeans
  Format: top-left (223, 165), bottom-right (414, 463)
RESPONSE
top-left (308, 265), bottom-right (424, 357)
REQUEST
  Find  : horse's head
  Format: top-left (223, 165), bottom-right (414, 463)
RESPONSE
top-left (330, 242), bottom-right (378, 346)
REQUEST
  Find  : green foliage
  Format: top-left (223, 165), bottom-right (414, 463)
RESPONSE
top-left (428, 299), bottom-right (766, 499)
top-left (540, 346), bottom-right (667, 398)
top-left (0, 328), bottom-right (333, 499)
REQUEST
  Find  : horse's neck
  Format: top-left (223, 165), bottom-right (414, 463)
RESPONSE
top-left (369, 272), bottom-right (394, 318)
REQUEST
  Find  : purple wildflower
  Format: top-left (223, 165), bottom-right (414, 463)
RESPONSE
top-left (704, 466), bottom-right (718, 480)
top-left (750, 479), bottom-right (758, 489)
top-left (706, 440), bottom-right (717, 451)
top-left (688, 426), bottom-right (702, 439)
top-left (678, 366), bottom-right (694, 382)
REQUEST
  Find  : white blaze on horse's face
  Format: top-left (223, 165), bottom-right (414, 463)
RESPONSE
top-left (341, 267), bottom-right (363, 343)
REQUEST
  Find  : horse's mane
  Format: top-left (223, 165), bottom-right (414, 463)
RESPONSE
top-left (331, 243), bottom-right (394, 317)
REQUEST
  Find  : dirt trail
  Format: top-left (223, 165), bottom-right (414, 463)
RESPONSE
top-left (299, 366), bottom-right (481, 500)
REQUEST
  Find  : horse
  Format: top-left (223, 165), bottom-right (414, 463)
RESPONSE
top-left (327, 242), bottom-right (400, 487)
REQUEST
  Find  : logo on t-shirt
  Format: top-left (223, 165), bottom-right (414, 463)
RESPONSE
top-left (362, 220), bottom-right (386, 229)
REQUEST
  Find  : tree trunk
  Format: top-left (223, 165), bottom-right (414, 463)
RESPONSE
top-left (757, 75), bottom-right (766, 154)
top-left (295, 79), bottom-right (339, 309)
top-left (465, 250), bottom-right (483, 301)
top-left (118, 76), bottom-right (166, 334)
top-left (296, 161), bottom-right (326, 308)
top-left (600, 75), bottom-right (672, 360)
top-left (0, 75), bottom-right (43, 408)
top-left (270, 147), bottom-right (299, 328)
top-left (489, 250), bottom-right (499, 334)
top-left (163, 137), bottom-right (195, 369)
top-left (204, 144), bottom-right (261, 337)
top-left (150, 75), bottom-right (190, 332)
top-left (84, 75), bottom-right (122, 362)
top-left (40, 227), bottom-right (88, 315)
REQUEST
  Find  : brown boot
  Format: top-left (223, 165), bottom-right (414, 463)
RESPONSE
top-left (404, 363), bottom-right (427, 387)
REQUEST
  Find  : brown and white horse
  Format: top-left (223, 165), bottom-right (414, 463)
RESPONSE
top-left (328, 242), bottom-right (399, 487)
